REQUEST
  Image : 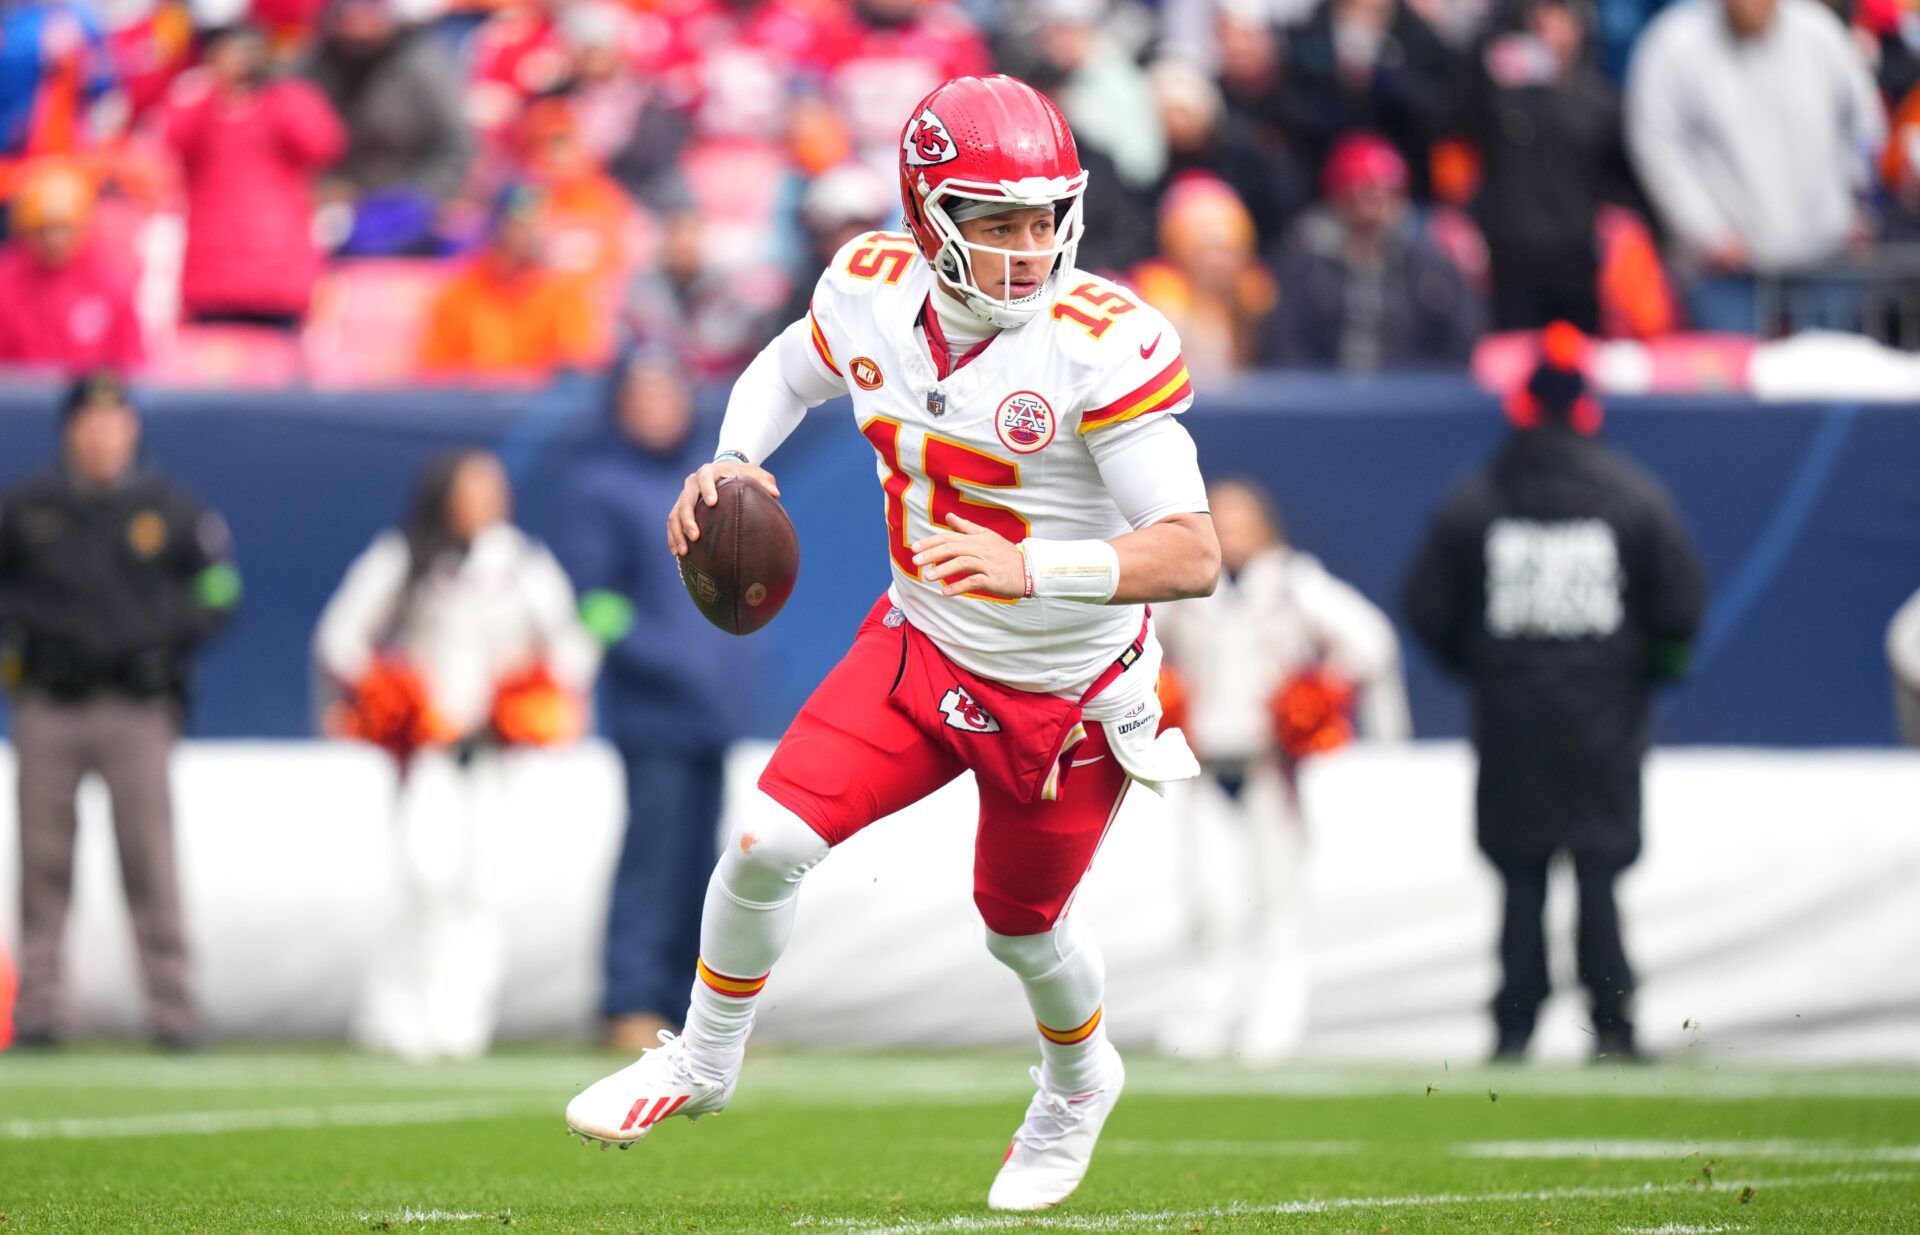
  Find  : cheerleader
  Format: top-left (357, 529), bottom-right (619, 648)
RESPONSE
top-left (315, 450), bottom-right (598, 1059)
top-left (1154, 478), bottom-right (1409, 1062)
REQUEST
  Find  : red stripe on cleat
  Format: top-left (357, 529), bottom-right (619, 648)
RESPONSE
top-left (650, 1094), bottom-right (691, 1125)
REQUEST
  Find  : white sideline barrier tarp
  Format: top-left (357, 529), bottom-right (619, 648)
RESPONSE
top-left (0, 741), bottom-right (1915, 1061)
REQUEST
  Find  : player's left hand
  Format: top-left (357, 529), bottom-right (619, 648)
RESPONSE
top-left (912, 515), bottom-right (1026, 599)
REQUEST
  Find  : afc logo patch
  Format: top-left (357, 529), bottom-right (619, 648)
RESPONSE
top-left (903, 108), bottom-right (958, 167)
top-left (939, 686), bottom-right (1002, 734)
top-left (994, 391), bottom-right (1056, 454)
top-left (850, 356), bottom-right (884, 390)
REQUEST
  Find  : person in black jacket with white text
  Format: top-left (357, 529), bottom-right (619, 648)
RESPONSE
top-left (1402, 323), bottom-right (1707, 1062)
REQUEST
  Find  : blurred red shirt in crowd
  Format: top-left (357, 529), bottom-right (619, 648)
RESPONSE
top-left (162, 27), bottom-right (346, 324)
top-left (813, 0), bottom-right (989, 163)
top-left (106, 0), bottom-right (196, 120)
top-left (648, 0), bottom-right (837, 143)
top-left (0, 162), bottom-right (143, 372)
top-left (467, 2), bottom-right (576, 136)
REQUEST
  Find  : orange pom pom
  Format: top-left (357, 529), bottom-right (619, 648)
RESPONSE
top-left (1270, 667), bottom-right (1356, 761)
top-left (334, 657), bottom-right (447, 760)
top-left (490, 664), bottom-right (584, 748)
top-left (1156, 666), bottom-right (1190, 737)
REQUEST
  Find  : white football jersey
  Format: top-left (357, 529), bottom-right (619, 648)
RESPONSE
top-left (803, 232), bottom-right (1202, 694)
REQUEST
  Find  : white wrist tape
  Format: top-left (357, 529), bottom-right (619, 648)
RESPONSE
top-left (1021, 538), bottom-right (1120, 603)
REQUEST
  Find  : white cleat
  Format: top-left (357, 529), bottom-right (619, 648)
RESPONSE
top-left (565, 1031), bottom-right (736, 1148)
top-left (987, 1047), bottom-right (1126, 1211)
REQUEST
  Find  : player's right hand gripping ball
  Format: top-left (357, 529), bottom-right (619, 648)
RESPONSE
top-left (680, 475), bottom-right (800, 635)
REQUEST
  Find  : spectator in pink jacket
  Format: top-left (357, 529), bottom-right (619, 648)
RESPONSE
top-left (0, 163), bottom-right (143, 373)
top-left (163, 25), bottom-right (347, 329)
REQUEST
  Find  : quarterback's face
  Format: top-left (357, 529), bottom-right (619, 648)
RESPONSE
top-left (957, 207), bottom-right (1057, 302)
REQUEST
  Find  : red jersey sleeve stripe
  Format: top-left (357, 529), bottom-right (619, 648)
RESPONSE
top-left (808, 308), bottom-right (842, 375)
top-left (1082, 354), bottom-right (1186, 423)
top-left (1079, 359), bottom-right (1192, 433)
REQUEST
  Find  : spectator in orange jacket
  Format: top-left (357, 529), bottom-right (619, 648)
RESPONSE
top-left (1130, 175), bottom-right (1276, 383)
top-left (418, 183), bottom-right (608, 379)
top-left (163, 25), bottom-right (347, 328)
top-left (514, 97), bottom-right (637, 306)
top-left (0, 162), bottom-right (142, 373)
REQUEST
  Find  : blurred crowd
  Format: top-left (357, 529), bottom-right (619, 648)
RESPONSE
top-left (0, 0), bottom-right (1914, 389)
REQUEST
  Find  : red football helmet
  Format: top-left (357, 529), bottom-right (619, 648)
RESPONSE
top-left (898, 74), bottom-right (1089, 328)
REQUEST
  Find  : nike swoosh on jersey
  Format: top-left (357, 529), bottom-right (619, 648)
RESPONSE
top-left (1139, 333), bottom-right (1162, 360)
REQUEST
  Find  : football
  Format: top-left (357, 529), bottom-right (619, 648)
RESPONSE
top-left (679, 475), bottom-right (800, 635)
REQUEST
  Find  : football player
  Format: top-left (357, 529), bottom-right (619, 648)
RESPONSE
top-left (566, 74), bottom-right (1218, 1211)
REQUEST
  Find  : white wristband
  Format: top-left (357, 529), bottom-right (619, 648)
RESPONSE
top-left (1021, 538), bottom-right (1120, 603)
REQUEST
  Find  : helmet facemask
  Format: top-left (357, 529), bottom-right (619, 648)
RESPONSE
top-left (918, 177), bottom-right (1088, 329)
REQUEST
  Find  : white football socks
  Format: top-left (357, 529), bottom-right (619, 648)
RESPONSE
top-left (680, 795), bottom-right (828, 1083)
top-left (985, 915), bottom-right (1113, 1094)
top-left (675, 796), bottom-right (1116, 1097)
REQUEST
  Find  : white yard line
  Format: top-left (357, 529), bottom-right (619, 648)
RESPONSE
top-left (1096, 1139), bottom-right (1372, 1158)
top-left (1617, 1225), bottom-right (1747, 1234)
top-left (801, 1170), bottom-right (1915, 1235)
top-left (1033, 1137), bottom-right (1920, 1163)
top-left (1459, 1139), bottom-right (1920, 1162)
top-left (355, 1209), bottom-right (502, 1226)
top-left (0, 1098), bottom-right (532, 1140)
top-left (935, 1139), bottom-right (1372, 1158)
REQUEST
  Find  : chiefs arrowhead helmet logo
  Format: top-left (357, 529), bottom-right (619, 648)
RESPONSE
top-left (939, 686), bottom-right (1002, 734)
top-left (903, 108), bottom-right (958, 168)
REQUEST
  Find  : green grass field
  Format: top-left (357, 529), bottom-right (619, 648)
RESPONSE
top-left (4, 1047), bottom-right (1919, 1233)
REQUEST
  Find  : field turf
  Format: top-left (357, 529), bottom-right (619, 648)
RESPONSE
top-left (3, 1048), bottom-right (1919, 1233)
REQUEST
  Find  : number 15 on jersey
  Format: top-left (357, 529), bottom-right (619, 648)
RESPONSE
top-left (861, 417), bottom-right (1029, 600)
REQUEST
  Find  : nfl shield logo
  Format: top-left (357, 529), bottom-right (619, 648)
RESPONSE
top-left (927, 389), bottom-right (947, 417)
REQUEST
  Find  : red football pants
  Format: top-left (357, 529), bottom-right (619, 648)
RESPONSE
top-left (760, 598), bottom-right (1131, 937)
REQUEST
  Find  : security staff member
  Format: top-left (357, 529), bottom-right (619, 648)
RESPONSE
top-left (1, 372), bottom-right (240, 1049)
top-left (1402, 324), bottom-right (1705, 1063)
